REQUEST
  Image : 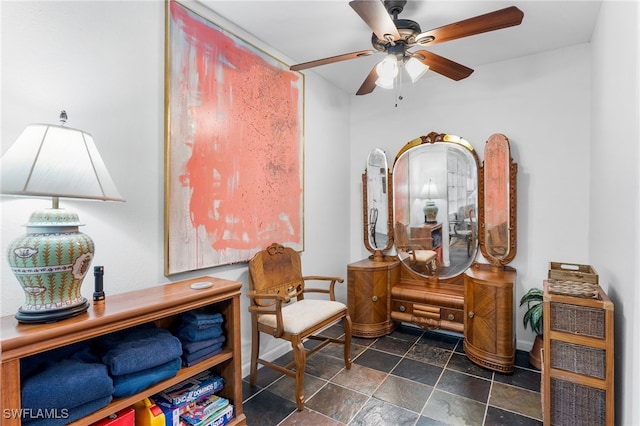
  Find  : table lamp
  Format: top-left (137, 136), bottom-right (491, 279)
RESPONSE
top-left (420, 179), bottom-right (440, 224)
top-left (1, 111), bottom-right (124, 323)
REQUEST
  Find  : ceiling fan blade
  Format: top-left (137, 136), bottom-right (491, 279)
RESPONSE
top-left (290, 50), bottom-right (375, 71)
top-left (417, 6), bottom-right (524, 46)
top-left (349, 0), bottom-right (400, 42)
top-left (356, 65), bottom-right (378, 96)
top-left (413, 50), bottom-right (474, 81)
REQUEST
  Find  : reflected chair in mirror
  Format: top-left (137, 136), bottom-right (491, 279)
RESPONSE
top-left (450, 206), bottom-right (476, 257)
top-left (394, 222), bottom-right (438, 275)
top-left (487, 222), bottom-right (508, 257)
top-left (247, 242), bottom-right (352, 410)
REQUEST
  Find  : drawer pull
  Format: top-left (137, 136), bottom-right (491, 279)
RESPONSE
top-left (448, 314), bottom-right (455, 321)
top-left (468, 311), bottom-right (475, 318)
top-left (399, 305), bottom-right (406, 312)
top-left (372, 295), bottom-right (378, 302)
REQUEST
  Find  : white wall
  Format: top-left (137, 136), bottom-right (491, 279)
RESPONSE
top-left (349, 43), bottom-right (592, 353)
top-left (0, 0), bottom-right (351, 376)
top-left (590, 1), bottom-right (639, 424)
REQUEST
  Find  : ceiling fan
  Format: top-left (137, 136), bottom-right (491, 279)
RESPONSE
top-left (290, 0), bottom-right (524, 95)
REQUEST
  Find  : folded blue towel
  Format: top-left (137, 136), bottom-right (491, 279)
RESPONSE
top-left (21, 341), bottom-right (99, 380)
top-left (177, 324), bottom-right (223, 342)
top-left (23, 395), bottom-right (112, 426)
top-left (22, 359), bottom-right (113, 411)
top-left (182, 344), bottom-right (223, 367)
top-left (112, 357), bottom-right (182, 398)
top-left (182, 311), bottom-right (224, 328)
top-left (96, 326), bottom-right (182, 375)
top-left (182, 335), bottom-right (226, 354)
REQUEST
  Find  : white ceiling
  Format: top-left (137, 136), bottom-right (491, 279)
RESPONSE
top-left (200, 1), bottom-right (602, 95)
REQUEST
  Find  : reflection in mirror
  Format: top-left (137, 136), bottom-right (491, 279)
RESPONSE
top-left (480, 133), bottom-right (517, 265)
top-left (363, 148), bottom-right (393, 259)
top-left (393, 134), bottom-right (479, 279)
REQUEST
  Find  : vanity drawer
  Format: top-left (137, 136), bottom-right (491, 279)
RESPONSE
top-left (391, 300), bottom-right (463, 332)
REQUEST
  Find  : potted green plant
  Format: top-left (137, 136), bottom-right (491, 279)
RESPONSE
top-left (520, 287), bottom-right (544, 370)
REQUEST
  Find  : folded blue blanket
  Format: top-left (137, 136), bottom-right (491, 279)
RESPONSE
top-left (22, 359), bottom-right (113, 411)
top-left (182, 310), bottom-right (224, 328)
top-left (177, 324), bottom-right (223, 342)
top-left (23, 395), bottom-right (112, 426)
top-left (182, 335), bottom-right (226, 354)
top-left (182, 344), bottom-right (223, 367)
top-left (112, 357), bottom-right (182, 398)
top-left (96, 326), bottom-right (182, 375)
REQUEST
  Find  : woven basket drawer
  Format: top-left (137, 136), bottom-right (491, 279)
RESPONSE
top-left (549, 340), bottom-right (606, 379)
top-left (550, 302), bottom-right (605, 338)
top-left (550, 377), bottom-right (606, 426)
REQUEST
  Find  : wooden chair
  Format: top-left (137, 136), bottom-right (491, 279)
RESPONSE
top-left (394, 222), bottom-right (438, 274)
top-left (247, 242), bottom-right (352, 410)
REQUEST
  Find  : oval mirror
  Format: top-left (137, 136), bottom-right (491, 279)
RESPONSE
top-left (392, 133), bottom-right (480, 279)
top-left (363, 148), bottom-right (393, 259)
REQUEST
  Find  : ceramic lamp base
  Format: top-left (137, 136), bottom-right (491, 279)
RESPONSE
top-left (7, 208), bottom-right (94, 324)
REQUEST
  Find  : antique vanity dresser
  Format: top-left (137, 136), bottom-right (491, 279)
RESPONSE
top-left (348, 132), bottom-right (518, 372)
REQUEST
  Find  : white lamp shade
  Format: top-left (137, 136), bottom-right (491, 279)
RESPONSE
top-left (405, 57), bottom-right (429, 83)
top-left (375, 76), bottom-right (395, 89)
top-left (376, 54), bottom-right (399, 80)
top-left (420, 180), bottom-right (441, 200)
top-left (1, 123), bottom-right (124, 201)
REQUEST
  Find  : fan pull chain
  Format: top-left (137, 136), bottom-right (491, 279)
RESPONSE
top-left (395, 63), bottom-right (404, 108)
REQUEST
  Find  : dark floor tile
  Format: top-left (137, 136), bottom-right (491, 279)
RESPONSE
top-left (485, 406), bottom-right (543, 425)
top-left (514, 348), bottom-right (538, 370)
top-left (318, 323), bottom-right (347, 339)
top-left (320, 341), bottom-right (367, 362)
top-left (446, 352), bottom-right (494, 380)
top-left (415, 415), bottom-right (450, 426)
top-left (493, 365), bottom-right (541, 392)
top-left (351, 335), bottom-right (376, 347)
top-left (405, 341), bottom-right (453, 367)
top-left (330, 362), bottom-right (388, 395)
top-left (349, 397), bottom-right (420, 426)
top-left (420, 390), bottom-right (486, 425)
top-left (242, 389), bottom-right (297, 425)
top-left (391, 357), bottom-right (443, 387)
top-left (420, 330), bottom-right (461, 350)
top-left (243, 365), bottom-right (284, 388)
top-left (370, 335), bottom-right (415, 356)
top-left (388, 324), bottom-right (424, 343)
top-left (267, 373), bottom-right (327, 406)
top-left (305, 382), bottom-right (369, 424)
top-left (436, 369), bottom-right (491, 403)
top-left (353, 348), bottom-right (402, 373)
top-left (303, 351), bottom-right (348, 380)
top-left (489, 382), bottom-right (542, 421)
top-left (373, 374), bottom-right (432, 413)
top-left (278, 408), bottom-right (342, 426)
top-left (242, 379), bottom-right (262, 401)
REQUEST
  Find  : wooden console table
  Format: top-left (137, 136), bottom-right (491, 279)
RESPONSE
top-left (0, 276), bottom-right (246, 426)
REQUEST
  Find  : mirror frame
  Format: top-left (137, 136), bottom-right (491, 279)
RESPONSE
top-left (478, 133), bottom-right (517, 266)
top-left (362, 165), bottom-right (394, 261)
top-left (391, 131), bottom-right (481, 279)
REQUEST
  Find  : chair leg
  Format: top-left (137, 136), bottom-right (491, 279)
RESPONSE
top-left (292, 338), bottom-right (306, 411)
top-left (249, 321), bottom-right (260, 386)
top-left (343, 315), bottom-right (353, 369)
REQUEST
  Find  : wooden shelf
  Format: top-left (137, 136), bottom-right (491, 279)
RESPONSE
top-left (0, 276), bottom-right (246, 426)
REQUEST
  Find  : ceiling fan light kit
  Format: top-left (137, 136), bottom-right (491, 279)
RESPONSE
top-left (289, 0), bottom-right (524, 96)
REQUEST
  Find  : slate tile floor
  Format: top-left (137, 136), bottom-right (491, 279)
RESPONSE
top-left (242, 324), bottom-right (542, 425)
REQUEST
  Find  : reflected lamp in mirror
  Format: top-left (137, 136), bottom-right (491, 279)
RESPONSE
top-left (420, 179), bottom-right (440, 224)
top-left (0, 111), bottom-right (124, 323)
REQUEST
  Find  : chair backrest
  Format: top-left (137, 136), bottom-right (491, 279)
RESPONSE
top-left (248, 243), bottom-right (305, 307)
top-left (394, 222), bottom-right (409, 249)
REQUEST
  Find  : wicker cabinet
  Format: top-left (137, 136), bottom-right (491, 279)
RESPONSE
top-left (463, 263), bottom-right (516, 372)
top-left (0, 276), bottom-right (246, 426)
top-left (347, 258), bottom-right (399, 337)
top-left (542, 280), bottom-right (614, 425)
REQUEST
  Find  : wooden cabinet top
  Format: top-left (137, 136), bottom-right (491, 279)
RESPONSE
top-left (1, 276), bottom-right (242, 361)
